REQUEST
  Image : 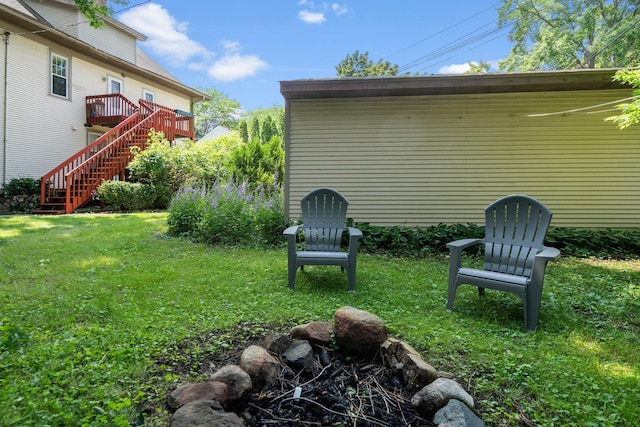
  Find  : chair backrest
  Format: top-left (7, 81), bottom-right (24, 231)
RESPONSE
top-left (300, 188), bottom-right (349, 252)
top-left (483, 194), bottom-right (553, 277)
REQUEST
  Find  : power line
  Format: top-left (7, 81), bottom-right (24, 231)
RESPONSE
top-left (383, 2), bottom-right (502, 61)
top-left (399, 23), bottom-right (510, 73)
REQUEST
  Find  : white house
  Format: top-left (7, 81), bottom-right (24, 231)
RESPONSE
top-left (0, 0), bottom-right (207, 212)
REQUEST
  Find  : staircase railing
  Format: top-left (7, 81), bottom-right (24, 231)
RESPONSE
top-left (39, 102), bottom-right (189, 213)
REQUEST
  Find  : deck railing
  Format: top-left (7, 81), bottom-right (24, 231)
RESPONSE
top-left (139, 99), bottom-right (195, 140)
top-left (86, 94), bottom-right (138, 126)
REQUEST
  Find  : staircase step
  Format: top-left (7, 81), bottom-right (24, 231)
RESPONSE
top-left (31, 209), bottom-right (66, 215)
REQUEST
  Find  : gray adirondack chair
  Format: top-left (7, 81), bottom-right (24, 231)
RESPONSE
top-left (284, 188), bottom-right (363, 291)
top-left (446, 194), bottom-right (560, 332)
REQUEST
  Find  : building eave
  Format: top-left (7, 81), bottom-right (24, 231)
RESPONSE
top-left (280, 69), bottom-right (629, 100)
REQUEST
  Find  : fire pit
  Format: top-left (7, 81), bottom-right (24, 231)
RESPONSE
top-left (162, 307), bottom-right (484, 427)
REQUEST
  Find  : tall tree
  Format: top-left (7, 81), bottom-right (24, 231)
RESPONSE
top-left (336, 50), bottom-right (400, 77)
top-left (250, 117), bottom-right (261, 142)
top-left (238, 120), bottom-right (249, 144)
top-left (193, 88), bottom-right (241, 140)
top-left (498, 0), bottom-right (640, 71)
top-left (260, 116), bottom-right (277, 144)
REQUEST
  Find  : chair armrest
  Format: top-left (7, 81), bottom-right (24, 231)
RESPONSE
top-left (529, 246), bottom-right (561, 296)
top-left (283, 225), bottom-right (300, 236)
top-left (446, 238), bottom-right (483, 251)
top-left (347, 227), bottom-right (362, 256)
top-left (347, 227), bottom-right (363, 239)
top-left (447, 238), bottom-right (483, 287)
top-left (535, 246), bottom-right (561, 262)
top-left (284, 225), bottom-right (301, 259)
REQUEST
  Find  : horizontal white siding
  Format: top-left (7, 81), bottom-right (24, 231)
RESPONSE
top-left (5, 34), bottom-right (84, 180)
top-left (286, 91), bottom-right (640, 228)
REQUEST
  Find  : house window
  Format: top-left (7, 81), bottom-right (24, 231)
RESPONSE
top-left (51, 53), bottom-right (69, 98)
top-left (143, 89), bottom-right (155, 102)
top-left (107, 76), bottom-right (123, 94)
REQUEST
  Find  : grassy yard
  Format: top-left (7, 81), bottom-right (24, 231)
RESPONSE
top-left (0, 212), bottom-right (638, 426)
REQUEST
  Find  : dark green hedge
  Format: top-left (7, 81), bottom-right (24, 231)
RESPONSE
top-left (350, 221), bottom-right (640, 259)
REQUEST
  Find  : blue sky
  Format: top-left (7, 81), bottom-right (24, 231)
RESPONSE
top-left (115, 1), bottom-right (512, 110)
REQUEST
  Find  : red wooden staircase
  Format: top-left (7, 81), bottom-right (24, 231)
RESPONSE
top-left (34, 96), bottom-right (194, 214)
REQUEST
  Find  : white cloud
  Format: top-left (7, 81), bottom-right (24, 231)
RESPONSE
top-left (438, 62), bottom-right (473, 74)
top-left (221, 39), bottom-right (241, 53)
top-left (332, 3), bottom-right (349, 15)
top-left (298, 10), bottom-right (326, 24)
top-left (118, 2), bottom-right (268, 82)
top-left (118, 3), bottom-right (211, 65)
top-left (207, 54), bottom-right (268, 82)
top-left (439, 60), bottom-right (502, 74)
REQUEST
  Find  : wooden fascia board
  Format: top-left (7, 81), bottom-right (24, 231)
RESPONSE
top-left (280, 69), bottom-right (629, 100)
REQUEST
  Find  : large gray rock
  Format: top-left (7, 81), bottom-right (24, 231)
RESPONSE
top-left (263, 333), bottom-right (293, 354)
top-left (210, 365), bottom-right (252, 404)
top-left (167, 381), bottom-right (228, 410)
top-left (411, 377), bottom-right (475, 419)
top-left (381, 338), bottom-right (438, 391)
top-left (170, 400), bottom-right (244, 427)
top-left (281, 339), bottom-right (314, 371)
top-left (290, 321), bottom-right (333, 344)
top-left (434, 399), bottom-right (485, 427)
top-left (334, 306), bottom-right (388, 357)
top-left (239, 345), bottom-right (280, 390)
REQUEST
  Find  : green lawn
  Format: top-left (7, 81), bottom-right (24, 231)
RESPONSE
top-left (0, 212), bottom-right (638, 426)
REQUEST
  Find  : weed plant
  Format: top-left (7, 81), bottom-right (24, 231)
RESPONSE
top-left (0, 213), bottom-right (638, 426)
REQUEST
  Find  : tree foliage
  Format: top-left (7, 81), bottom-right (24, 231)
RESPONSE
top-left (498, 0), bottom-right (640, 71)
top-left (465, 60), bottom-right (490, 73)
top-left (606, 68), bottom-right (640, 129)
top-left (74, 0), bottom-right (128, 28)
top-left (193, 88), bottom-right (242, 140)
top-left (336, 50), bottom-right (400, 77)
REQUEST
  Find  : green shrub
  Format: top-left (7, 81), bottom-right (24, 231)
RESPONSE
top-left (226, 137), bottom-right (284, 190)
top-left (352, 222), bottom-right (640, 259)
top-left (546, 226), bottom-right (640, 258)
top-left (2, 177), bottom-right (40, 197)
top-left (96, 180), bottom-right (157, 211)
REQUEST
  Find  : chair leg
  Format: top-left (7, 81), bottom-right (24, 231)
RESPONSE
top-left (524, 291), bottom-right (541, 333)
top-left (288, 263), bottom-right (297, 290)
top-left (446, 281), bottom-right (457, 311)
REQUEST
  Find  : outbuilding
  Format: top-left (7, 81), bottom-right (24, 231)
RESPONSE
top-left (280, 69), bottom-right (640, 228)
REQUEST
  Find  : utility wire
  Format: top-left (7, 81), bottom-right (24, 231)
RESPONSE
top-left (383, 2), bottom-right (501, 61)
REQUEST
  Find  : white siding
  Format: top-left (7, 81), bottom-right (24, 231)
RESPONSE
top-left (0, 31), bottom-right (4, 184)
top-left (5, 35), bottom-right (85, 180)
top-left (286, 91), bottom-right (640, 228)
top-left (77, 19), bottom-right (137, 64)
top-left (24, 0), bottom-right (79, 37)
top-left (24, 0), bottom-right (137, 63)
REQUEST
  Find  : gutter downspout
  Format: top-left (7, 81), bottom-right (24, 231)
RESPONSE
top-left (2, 32), bottom-right (8, 187)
